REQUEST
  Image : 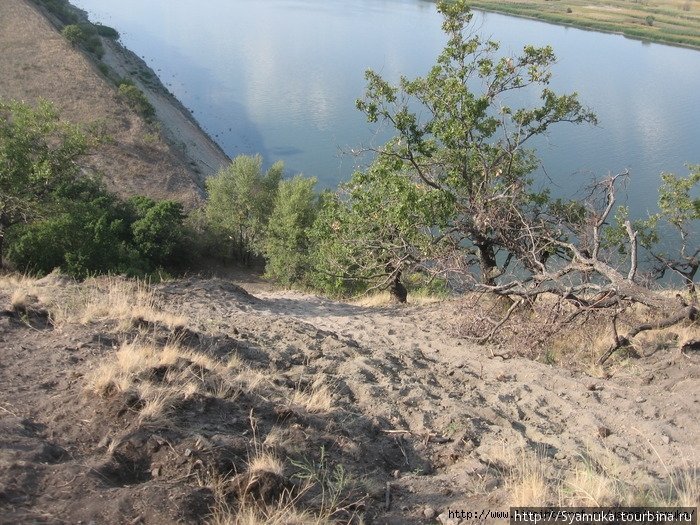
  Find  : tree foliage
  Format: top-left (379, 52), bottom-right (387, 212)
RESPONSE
top-left (309, 159), bottom-right (451, 301)
top-left (0, 99), bottom-right (90, 266)
top-left (264, 175), bottom-right (319, 286)
top-left (128, 197), bottom-right (185, 267)
top-left (205, 155), bottom-right (282, 264)
top-left (1, 99), bottom-right (186, 277)
top-left (355, 0), bottom-right (596, 285)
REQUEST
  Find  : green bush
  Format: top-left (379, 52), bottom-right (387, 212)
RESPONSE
top-left (7, 179), bottom-right (130, 278)
top-left (95, 24), bottom-right (119, 39)
top-left (264, 175), bottom-right (318, 285)
top-left (36, 0), bottom-right (79, 24)
top-left (118, 83), bottom-right (156, 121)
top-left (128, 197), bottom-right (185, 267)
top-left (61, 24), bottom-right (83, 46)
top-left (205, 155), bottom-right (283, 264)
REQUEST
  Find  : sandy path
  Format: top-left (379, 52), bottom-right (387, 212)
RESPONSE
top-left (1, 276), bottom-right (697, 524)
top-left (247, 288), bottom-right (699, 515)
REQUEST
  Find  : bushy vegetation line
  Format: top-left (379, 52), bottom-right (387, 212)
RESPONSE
top-left (4, 2), bottom-right (698, 364)
top-left (0, 100), bottom-right (187, 279)
top-left (117, 80), bottom-right (156, 121)
top-left (34, 0), bottom-right (120, 59)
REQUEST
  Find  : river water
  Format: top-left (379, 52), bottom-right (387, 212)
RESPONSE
top-left (70, 0), bottom-right (700, 216)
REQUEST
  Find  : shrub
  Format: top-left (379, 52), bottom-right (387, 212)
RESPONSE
top-left (37, 0), bottom-right (79, 24)
top-left (61, 24), bottom-right (84, 46)
top-left (128, 197), bottom-right (185, 267)
top-left (95, 24), bottom-right (119, 39)
top-left (205, 155), bottom-right (283, 264)
top-left (7, 178), bottom-right (130, 278)
top-left (118, 83), bottom-right (156, 121)
top-left (645, 15), bottom-right (655, 26)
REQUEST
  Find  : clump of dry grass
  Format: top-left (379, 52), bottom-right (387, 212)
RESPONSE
top-left (208, 501), bottom-right (330, 525)
top-left (88, 339), bottom-right (264, 424)
top-left (288, 378), bottom-right (334, 414)
top-left (248, 452), bottom-right (285, 479)
top-left (559, 447), bottom-right (699, 507)
top-left (76, 277), bottom-right (187, 329)
top-left (507, 447), bottom-right (551, 506)
top-left (562, 461), bottom-right (622, 506)
top-left (1, 274), bottom-right (42, 310)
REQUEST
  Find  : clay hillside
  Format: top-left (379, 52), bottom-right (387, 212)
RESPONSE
top-left (0, 0), bottom-right (229, 206)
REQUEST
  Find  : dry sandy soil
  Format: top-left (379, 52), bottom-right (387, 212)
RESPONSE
top-left (0, 274), bottom-right (697, 524)
top-left (0, 0), bottom-right (229, 206)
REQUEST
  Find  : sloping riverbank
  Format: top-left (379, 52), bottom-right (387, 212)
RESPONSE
top-left (0, 0), bottom-right (229, 205)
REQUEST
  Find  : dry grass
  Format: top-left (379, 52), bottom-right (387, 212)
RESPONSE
top-left (288, 379), bottom-right (334, 414)
top-left (88, 339), bottom-right (263, 424)
top-left (0, 274), bottom-right (41, 308)
top-left (559, 447), bottom-right (699, 507)
top-left (75, 277), bottom-right (187, 330)
top-left (248, 452), bottom-right (285, 479)
top-left (563, 461), bottom-right (623, 506)
top-left (208, 502), bottom-right (330, 525)
top-left (507, 448), bottom-right (551, 506)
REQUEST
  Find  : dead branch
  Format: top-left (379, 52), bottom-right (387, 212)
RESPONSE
top-left (597, 304), bottom-right (698, 365)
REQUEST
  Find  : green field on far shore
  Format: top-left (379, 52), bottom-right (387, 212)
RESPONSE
top-left (468, 0), bottom-right (700, 48)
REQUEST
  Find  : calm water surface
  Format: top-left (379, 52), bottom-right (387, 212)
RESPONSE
top-left (71, 0), bottom-right (700, 215)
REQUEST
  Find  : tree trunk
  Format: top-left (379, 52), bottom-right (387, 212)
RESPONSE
top-left (388, 271), bottom-right (408, 303)
top-left (0, 228), bottom-right (4, 269)
top-left (476, 240), bottom-right (499, 286)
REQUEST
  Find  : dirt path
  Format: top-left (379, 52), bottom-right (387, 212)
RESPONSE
top-left (251, 289), bottom-right (699, 511)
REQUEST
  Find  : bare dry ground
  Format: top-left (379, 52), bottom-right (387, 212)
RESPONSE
top-left (0, 0), bottom-right (229, 207)
top-left (0, 274), bottom-right (697, 524)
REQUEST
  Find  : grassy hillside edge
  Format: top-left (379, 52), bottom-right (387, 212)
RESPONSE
top-left (467, 0), bottom-right (700, 49)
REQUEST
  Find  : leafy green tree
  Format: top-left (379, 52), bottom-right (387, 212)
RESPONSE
top-left (0, 99), bottom-right (90, 267)
top-left (264, 175), bottom-right (318, 285)
top-left (355, 0), bottom-right (596, 285)
top-left (602, 167), bottom-right (699, 292)
top-left (309, 159), bottom-right (451, 302)
top-left (650, 167), bottom-right (699, 291)
top-left (205, 154), bottom-right (283, 264)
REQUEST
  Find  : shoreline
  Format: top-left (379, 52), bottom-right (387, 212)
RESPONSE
top-left (38, 0), bottom-right (230, 186)
top-left (467, 4), bottom-right (700, 52)
top-left (97, 38), bottom-right (230, 182)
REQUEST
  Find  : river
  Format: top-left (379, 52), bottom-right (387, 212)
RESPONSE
top-left (70, 0), bottom-right (700, 216)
